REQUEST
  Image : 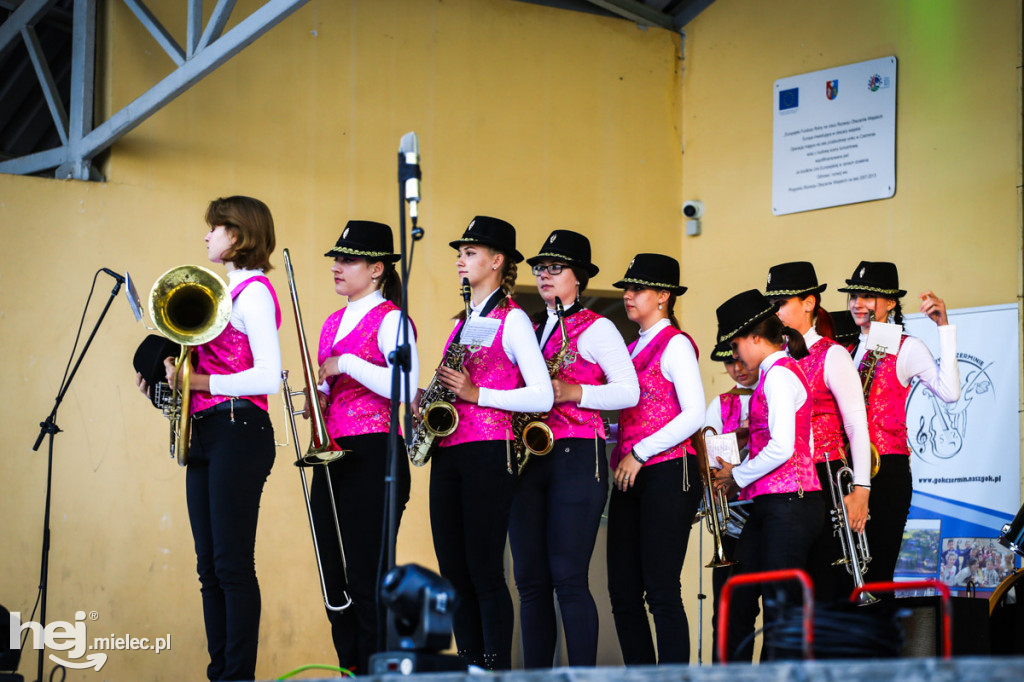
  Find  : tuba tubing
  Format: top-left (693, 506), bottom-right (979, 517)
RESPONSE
top-left (148, 264), bottom-right (232, 466)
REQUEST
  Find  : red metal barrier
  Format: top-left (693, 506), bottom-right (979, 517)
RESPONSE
top-left (717, 568), bottom-right (815, 663)
top-left (849, 579), bottom-right (952, 659)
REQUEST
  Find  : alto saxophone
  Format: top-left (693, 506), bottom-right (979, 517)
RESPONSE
top-left (407, 278), bottom-right (473, 466)
top-left (513, 297), bottom-right (569, 475)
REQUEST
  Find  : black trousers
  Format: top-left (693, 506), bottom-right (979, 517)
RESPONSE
top-left (864, 454), bottom-right (913, 590)
top-left (806, 459), bottom-right (855, 603)
top-left (711, 533), bottom-right (740, 663)
top-left (508, 437), bottom-right (608, 668)
top-left (724, 490), bottom-right (826, 663)
top-left (429, 440), bottom-right (517, 670)
top-left (309, 432), bottom-right (411, 675)
top-left (185, 405), bottom-right (275, 681)
top-left (607, 457), bottom-right (703, 665)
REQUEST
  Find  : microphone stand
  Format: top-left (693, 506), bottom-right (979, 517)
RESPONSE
top-left (381, 147), bottom-right (422, 650)
top-left (30, 271), bottom-right (124, 682)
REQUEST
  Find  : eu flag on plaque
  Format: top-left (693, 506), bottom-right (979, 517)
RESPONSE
top-left (778, 87), bottom-right (799, 111)
top-left (826, 79), bottom-right (838, 100)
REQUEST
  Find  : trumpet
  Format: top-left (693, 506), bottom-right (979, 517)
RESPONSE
top-left (692, 426), bottom-right (736, 568)
top-left (828, 464), bottom-right (878, 605)
top-left (282, 248), bottom-right (347, 467)
top-left (148, 265), bottom-right (232, 466)
top-left (408, 278), bottom-right (473, 466)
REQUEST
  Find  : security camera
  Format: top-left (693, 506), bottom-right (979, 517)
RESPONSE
top-left (682, 200), bottom-right (704, 219)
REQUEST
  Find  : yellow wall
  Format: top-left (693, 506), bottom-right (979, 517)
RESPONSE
top-left (0, 0), bottom-right (1019, 678)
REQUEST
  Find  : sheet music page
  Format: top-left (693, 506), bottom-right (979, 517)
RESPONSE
top-left (867, 321), bottom-right (902, 355)
top-left (705, 432), bottom-right (741, 468)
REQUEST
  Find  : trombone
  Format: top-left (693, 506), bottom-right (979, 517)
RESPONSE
top-left (692, 426), bottom-right (736, 568)
top-left (279, 248), bottom-right (352, 612)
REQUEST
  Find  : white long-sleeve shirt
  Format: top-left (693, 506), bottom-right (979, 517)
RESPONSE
top-left (461, 288), bottom-right (554, 414)
top-left (537, 306), bottom-right (639, 411)
top-left (732, 350), bottom-right (807, 489)
top-left (208, 269), bottom-right (282, 398)
top-left (704, 386), bottom-right (754, 435)
top-left (316, 289), bottom-right (420, 403)
top-left (852, 324), bottom-right (960, 402)
top-left (805, 329), bottom-right (872, 487)
top-left (627, 318), bottom-right (706, 461)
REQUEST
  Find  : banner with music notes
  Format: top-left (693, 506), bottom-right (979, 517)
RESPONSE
top-left (898, 303), bottom-right (1020, 587)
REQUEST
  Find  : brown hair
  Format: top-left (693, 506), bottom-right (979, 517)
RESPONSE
top-left (205, 196), bottom-right (276, 272)
top-left (746, 315), bottom-right (809, 360)
top-left (373, 259), bottom-right (402, 306)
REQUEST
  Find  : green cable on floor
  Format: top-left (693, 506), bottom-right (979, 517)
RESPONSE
top-left (276, 663), bottom-right (355, 679)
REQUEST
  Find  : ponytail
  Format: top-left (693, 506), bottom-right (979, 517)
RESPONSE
top-left (748, 316), bottom-right (809, 360)
top-left (376, 261), bottom-right (402, 307)
top-left (497, 260), bottom-right (518, 309)
top-left (811, 294), bottom-right (836, 340)
top-left (665, 292), bottom-right (681, 330)
top-left (891, 299), bottom-right (904, 325)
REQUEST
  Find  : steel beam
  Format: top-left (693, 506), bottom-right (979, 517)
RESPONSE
top-left (196, 0), bottom-right (236, 52)
top-left (581, 0), bottom-right (675, 30)
top-left (20, 24), bottom-right (69, 144)
top-left (0, 0), bottom-right (59, 62)
top-left (186, 0), bottom-right (201, 58)
top-left (122, 0), bottom-right (185, 66)
top-left (79, 0), bottom-right (312, 161)
top-left (61, 0), bottom-right (96, 179)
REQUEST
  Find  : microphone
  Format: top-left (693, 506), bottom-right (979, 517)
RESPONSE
top-left (101, 267), bottom-right (125, 284)
top-left (399, 132), bottom-right (422, 220)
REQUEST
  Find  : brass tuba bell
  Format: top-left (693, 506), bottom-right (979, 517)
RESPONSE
top-left (148, 265), bottom-right (232, 466)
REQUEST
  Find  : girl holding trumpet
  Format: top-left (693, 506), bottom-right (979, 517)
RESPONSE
top-left (313, 220), bottom-right (419, 674)
top-left (606, 253), bottom-right (705, 665)
top-left (509, 230), bottom-right (639, 668)
top-left (712, 289), bottom-right (823, 662)
top-left (839, 261), bottom-right (959, 586)
top-left (430, 216), bottom-right (553, 670)
top-left (763, 262), bottom-right (871, 602)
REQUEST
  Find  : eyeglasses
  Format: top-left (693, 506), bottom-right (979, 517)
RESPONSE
top-left (531, 263), bottom-right (567, 276)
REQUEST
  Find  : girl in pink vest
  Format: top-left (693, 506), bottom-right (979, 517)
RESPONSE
top-left (765, 261), bottom-right (871, 603)
top-left (136, 196), bottom-right (282, 681)
top-left (430, 216), bottom-right (553, 670)
top-left (312, 220), bottom-right (419, 674)
top-left (509, 230), bottom-right (639, 668)
top-left (712, 289), bottom-right (823, 662)
top-left (838, 261), bottom-right (959, 586)
top-left (705, 341), bottom-right (757, 661)
top-left (606, 253), bottom-right (705, 665)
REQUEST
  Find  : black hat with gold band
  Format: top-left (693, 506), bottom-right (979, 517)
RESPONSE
top-left (612, 253), bottom-right (687, 295)
top-left (711, 340), bottom-right (737, 363)
top-left (836, 261), bottom-right (907, 298)
top-left (324, 220), bottom-right (400, 262)
top-left (764, 261), bottom-right (827, 298)
top-left (448, 215), bottom-right (525, 263)
top-left (715, 289), bottom-right (780, 344)
top-left (526, 229), bottom-right (599, 277)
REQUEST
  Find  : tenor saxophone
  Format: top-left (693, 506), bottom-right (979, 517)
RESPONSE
top-left (407, 278), bottom-right (473, 466)
top-left (513, 297), bottom-right (569, 475)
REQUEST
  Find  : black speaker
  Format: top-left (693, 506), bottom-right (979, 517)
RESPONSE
top-left (897, 595), bottom-right (990, 656)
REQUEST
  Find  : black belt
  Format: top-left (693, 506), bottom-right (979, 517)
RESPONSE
top-left (192, 398), bottom-right (259, 420)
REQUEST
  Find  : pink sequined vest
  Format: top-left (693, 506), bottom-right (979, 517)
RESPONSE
top-left (740, 356), bottom-right (820, 500)
top-left (539, 308), bottom-right (607, 440)
top-left (719, 391), bottom-right (745, 434)
top-left (192, 275), bottom-right (282, 413)
top-left (611, 325), bottom-right (699, 469)
top-left (318, 301), bottom-right (399, 439)
top-left (859, 336), bottom-right (910, 455)
top-left (439, 301), bottom-right (525, 447)
top-left (798, 337), bottom-right (845, 463)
